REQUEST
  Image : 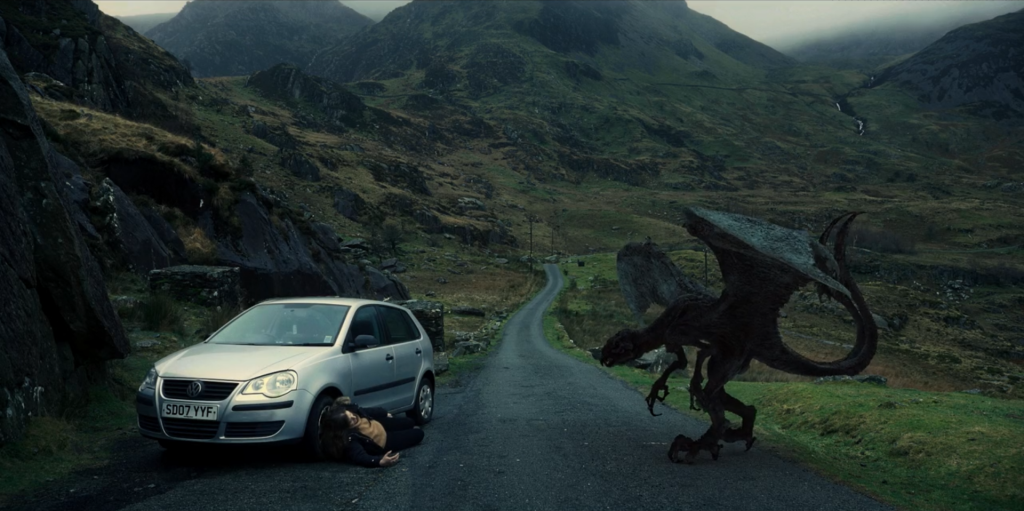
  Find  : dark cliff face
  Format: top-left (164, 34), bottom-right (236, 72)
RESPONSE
top-left (147, 0), bottom-right (373, 78)
top-left (0, 0), bottom-right (195, 132)
top-left (0, 47), bottom-right (129, 447)
top-left (878, 9), bottom-right (1024, 119)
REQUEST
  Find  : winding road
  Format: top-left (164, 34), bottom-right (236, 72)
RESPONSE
top-left (8, 264), bottom-right (889, 511)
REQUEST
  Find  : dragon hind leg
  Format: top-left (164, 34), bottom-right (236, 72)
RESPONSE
top-left (720, 390), bottom-right (757, 451)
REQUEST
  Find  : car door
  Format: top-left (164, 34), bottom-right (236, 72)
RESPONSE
top-left (377, 305), bottom-right (424, 410)
top-left (344, 305), bottom-right (396, 409)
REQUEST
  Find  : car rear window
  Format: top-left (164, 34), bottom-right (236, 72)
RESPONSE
top-left (379, 306), bottom-right (420, 344)
top-left (207, 304), bottom-right (350, 346)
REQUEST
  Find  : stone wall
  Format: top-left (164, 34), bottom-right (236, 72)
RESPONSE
top-left (396, 300), bottom-right (445, 353)
top-left (148, 265), bottom-right (242, 308)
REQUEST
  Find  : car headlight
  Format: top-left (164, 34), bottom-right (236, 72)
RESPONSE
top-left (242, 371), bottom-right (298, 398)
top-left (139, 367), bottom-right (158, 392)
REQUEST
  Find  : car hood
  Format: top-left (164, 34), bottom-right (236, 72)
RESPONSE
top-left (155, 343), bottom-right (327, 382)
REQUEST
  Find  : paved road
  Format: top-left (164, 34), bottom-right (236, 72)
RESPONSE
top-left (8, 264), bottom-right (890, 511)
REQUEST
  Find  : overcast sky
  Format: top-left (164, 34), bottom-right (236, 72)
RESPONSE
top-left (94, 0), bottom-right (1022, 47)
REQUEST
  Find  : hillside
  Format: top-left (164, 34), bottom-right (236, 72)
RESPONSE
top-left (876, 8), bottom-right (1024, 119)
top-left (147, 0), bottom-right (374, 78)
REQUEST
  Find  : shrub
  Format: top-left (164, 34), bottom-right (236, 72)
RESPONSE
top-left (178, 225), bottom-right (218, 264)
top-left (201, 305), bottom-right (242, 339)
top-left (140, 294), bottom-right (186, 335)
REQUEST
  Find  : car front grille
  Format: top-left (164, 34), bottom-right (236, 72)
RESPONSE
top-left (138, 414), bottom-right (161, 433)
top-left (162, 380), bottom-right (239, 401)
top-left (161, 418), bottom-right (221, 439)
top-left (224, 421), bottom-right (285, 438)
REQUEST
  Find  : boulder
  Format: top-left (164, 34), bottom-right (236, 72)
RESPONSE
top-left (395, 300), bottom-right (444, 352)
top-left (452, 341), bottom-right (485, 358)
top-left (97, 179), bottom-right (176, 274)
top-left (332, 188), bottom-right (365, 221)
top-left (457, 197), bottom-right (486, 212)
top-left (310, 222), bottom-right (342, 253)
top-left (148, 266), bottom-right (242, 307)
top-left (0, 49), bottom-right (128, 447)
top-left (281, 152), bottom-right (320, 182)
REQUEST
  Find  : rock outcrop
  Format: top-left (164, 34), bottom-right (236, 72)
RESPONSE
top-left (0, 47), bottom-right (128, 447)
top-left (97, 179), bottom-right (178, 274)
top-left (216, 193), bottom-right (409, 304)
top-left (248, 63), bottom-right (367, 130)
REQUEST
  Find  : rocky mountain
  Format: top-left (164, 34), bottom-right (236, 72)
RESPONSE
top-left (147, 0), bottom-right (374, 78)
top-left (114, 12), bottom-right (175, 35)
top-left (876, 8), bottom-right (1024, 119)
top-left (0, 0), bottom-right (196, 133)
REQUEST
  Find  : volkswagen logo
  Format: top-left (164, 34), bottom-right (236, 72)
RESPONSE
top-left (186, 380), bottom-right (204, 398)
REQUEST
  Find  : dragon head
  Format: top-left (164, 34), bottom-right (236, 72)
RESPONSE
top-left (601, 328), bottom-right (644, 367)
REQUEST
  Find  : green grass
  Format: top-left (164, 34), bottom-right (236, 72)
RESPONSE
top-left (0, 384), bottom-right (137, 501)
top-left (542, 275), bottom-right (1024, 511)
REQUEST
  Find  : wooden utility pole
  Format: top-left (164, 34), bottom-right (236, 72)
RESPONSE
top-left (528, 214), bottom-right (535, 273)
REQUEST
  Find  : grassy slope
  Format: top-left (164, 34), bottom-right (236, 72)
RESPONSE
top-left (543, 270), bottom-right (1024, 511)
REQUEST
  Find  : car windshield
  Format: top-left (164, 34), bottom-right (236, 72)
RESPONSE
top-left (207, 304), bottom-right (350, 346)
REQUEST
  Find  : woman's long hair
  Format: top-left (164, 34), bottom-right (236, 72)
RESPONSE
top-left (321, 396), bottom-right (354, 460)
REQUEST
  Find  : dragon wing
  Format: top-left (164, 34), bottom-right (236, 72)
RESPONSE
top-left (682, 207), bottom-right (851, 300)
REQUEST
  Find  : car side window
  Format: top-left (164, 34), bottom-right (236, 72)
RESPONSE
top-left (377, 306), bottom-right (421, 345)
top-left (347, 306), bottom-right (382, 346)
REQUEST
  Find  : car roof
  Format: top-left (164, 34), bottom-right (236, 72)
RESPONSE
top-left (255, 297), bottom-right (406, 309)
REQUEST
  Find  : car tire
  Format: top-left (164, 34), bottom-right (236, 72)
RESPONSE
top-left (302, 394), bottom-right (334, 461)
top-left (406, 378), bottom-right (434, 426)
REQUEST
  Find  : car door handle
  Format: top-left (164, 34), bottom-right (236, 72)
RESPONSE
top-left (415, 348), bottom-right (422, 355)
top-left (385, 353), bottom-right (394, 361)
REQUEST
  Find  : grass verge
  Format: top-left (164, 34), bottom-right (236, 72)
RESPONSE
top-left (543, 282), bottom-right (1024, 511)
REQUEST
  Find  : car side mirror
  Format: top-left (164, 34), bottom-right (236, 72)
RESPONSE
top-left (353, 334), bottom-right (380, 349)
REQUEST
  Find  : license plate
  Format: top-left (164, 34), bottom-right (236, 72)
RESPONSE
top-left (161, 402), bottom-right (219, 421)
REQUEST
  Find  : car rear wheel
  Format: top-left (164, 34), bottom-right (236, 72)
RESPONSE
top-left (406, 378), bottom-right (434, 425)
top-left (302, 394), bottom-right (334, 460)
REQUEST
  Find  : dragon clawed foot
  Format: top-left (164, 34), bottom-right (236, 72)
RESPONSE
top-left (645, 382), bottom-right (671, 416)
top-left (667, 434), bottom-right (723, 464)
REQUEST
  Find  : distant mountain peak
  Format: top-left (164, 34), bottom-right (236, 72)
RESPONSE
top-left (147, 0), bottom-right (374, 78)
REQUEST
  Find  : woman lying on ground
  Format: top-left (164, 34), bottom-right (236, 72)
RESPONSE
top-left (322, 397), bottom-right (425, 468)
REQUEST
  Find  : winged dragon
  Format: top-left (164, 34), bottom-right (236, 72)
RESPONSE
top-left (600, 208), bottom-right (878, 463)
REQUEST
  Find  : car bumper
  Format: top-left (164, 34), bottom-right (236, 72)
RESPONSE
top-left (136, 384), bottom-right (315, 444)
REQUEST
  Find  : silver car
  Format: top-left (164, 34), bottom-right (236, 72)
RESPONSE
top-left (135, 297), bottom-right (435, 458)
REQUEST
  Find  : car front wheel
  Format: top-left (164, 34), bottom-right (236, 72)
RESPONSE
top-left (302, 394), bottom-right (334, 460)
top-left (406, 378), bottom-right (434, 425)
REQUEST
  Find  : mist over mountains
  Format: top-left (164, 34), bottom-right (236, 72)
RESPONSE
top-left (774, 2), bottom-right (1023, 70)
